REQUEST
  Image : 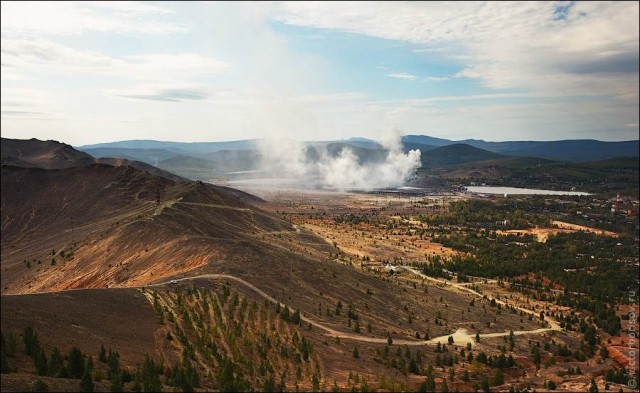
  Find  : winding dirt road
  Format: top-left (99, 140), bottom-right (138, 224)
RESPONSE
top-left (148, 274), bottom-right (430, 346)
top-left (2, 271), bottom-right (560, 347)
top-left (402, 267), bottom-right (560, 344)
top-left (149, 270), bottom-right (560, 346)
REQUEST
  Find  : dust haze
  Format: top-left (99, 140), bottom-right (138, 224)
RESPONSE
top-left (256, 129), bottom-right (422, 191)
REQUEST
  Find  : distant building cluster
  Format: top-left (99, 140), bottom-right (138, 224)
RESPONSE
top-left (610, 193), bottom-right (640, 216)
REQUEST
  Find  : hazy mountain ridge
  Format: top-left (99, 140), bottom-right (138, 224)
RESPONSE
top-left (78, 135), bottom-right (639, 167)
top-left (401, 135), bottom-right (639, 162)
top-left (73, 136), bottom-right (639, 187)
top-left (420, 143), bottom-right (506, 167)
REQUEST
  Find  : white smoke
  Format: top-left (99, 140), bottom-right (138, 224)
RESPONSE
top-left (201, 6), bottom-right (421, 191)
top-left (257, 128), bottom-right (421, 191)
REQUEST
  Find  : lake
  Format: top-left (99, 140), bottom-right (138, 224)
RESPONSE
top-left (465, 186), bottom-right (590, 196)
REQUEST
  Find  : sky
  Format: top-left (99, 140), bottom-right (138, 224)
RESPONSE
top-left (1, 1), bottom-right (638, 146)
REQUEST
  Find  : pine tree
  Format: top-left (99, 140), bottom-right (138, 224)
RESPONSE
top-left (107, 349), bottom-right (120, 378)
top-left (31, 379), bottom-right (49, 392)
top-left (441, 379), bottom-right (449, 393)
top-left (263, 374), bottom-right (276, 392)
top-left (409, 359), bottom-right (419, 374)
top-left (492, 369), bottom-right (504, 386)
top-left (292, 308), bottom-right (301, 324)
top-left (425, 376), bottom-right (436, 392)
top-left (218, 357), bottom-right (241, 392)
top-left (481, 376), bottom-right (491, 392)
top-left (48, 347), bottom-right (64, 377)
top-left (80, 369), bottom-right (95, 392)
top-left (508, 330), bottom-right (515, 350)
top-left (180, 357), bottom-right (199, 392)
top-left (589, 379), bottom-right (598, 393)
top-left (86, 355), bottom-right (94, 374)
top-left (142, 354), bottom-right (161, 392)
top-left (34, 347), bottom-right (47, 376)
top-left (131, 370), bottom-right (142, 393)
top-left (67, 346), bottom-right (85, 379)
top-left (281, 306), bottom-right (291, 322)
top-left (99, 344), bottom-right (107, 363)
top-left (23, 326), bottom-right (39, 357)
top-left (110, 372), bottom-right (124, 392)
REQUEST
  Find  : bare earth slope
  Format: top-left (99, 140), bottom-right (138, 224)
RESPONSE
top-left (1, 138), bottom-right (292, 293)
top-left (1, 288), bottom-right (158, 365)
top-left (1, 138), bottom-right (95, 169)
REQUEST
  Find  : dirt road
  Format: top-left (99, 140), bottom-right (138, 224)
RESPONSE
top-left (403, 267), bottom-right (560, 344)
top-left (150, 272), bottom-right (560, 346)
top-left (3, 270), bottom-right (560, 347)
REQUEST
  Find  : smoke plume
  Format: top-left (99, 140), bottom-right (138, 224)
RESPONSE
top-left (257, 129), bottom-right (421, 190)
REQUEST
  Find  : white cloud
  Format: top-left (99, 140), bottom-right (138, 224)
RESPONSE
top-left (107, 84), bottom-right (211, 102)
top-left (387, 73), bottom-right (417, 80)
top-left (294, 92), bottom-right (368, 103)
top-left (376, 96), bottom-right (639, 141)
top-left (369, 92), bottom-right (534, 106)
top-left (119, 53), bottom-right (228, 80)
top-left (275, 1), bottom-right (639, 97)
top-left (423, 76), bottom-right (449, 82)
top-left (1, 87), bottom-right (63, 120)
top-left (2, 2), bottom-right (637, 144)
top-left (0, 1), bottom-right (183, 36)
top-left (1, 38), bottom-right (228, 82)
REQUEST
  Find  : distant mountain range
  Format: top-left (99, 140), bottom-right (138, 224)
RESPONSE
top-left (400, 135), bottom-right (639, 162)
top-left (79, 135), bottom-right (638, 164)
top-left (76, 135), bottom-right (638, 180)
top-left (420, 143), bottom-right (505, 166)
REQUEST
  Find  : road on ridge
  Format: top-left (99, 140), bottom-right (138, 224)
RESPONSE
top-left (2, 266), bottom-right (561, 346)
top-left (401, 267), bottom-right (560, 344)
top-left (2, 271), bottom-right (560, 346)
top-left (149, 271), bottom-right (561, 346)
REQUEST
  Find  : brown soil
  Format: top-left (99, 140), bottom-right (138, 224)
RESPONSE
top-left (551, 220), bottom-right (619, 237)
top-left (1, 288), bottom-right (161, 366)
top-left (497, 221), bottom-right (619, 243)
top-left (1, 163), bottom-right (292, 294)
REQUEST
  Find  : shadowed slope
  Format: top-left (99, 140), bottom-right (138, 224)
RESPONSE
top-left (0, 160), bottom-right (291, 293)
top-left (1, 138), bottom-right (95, 169)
